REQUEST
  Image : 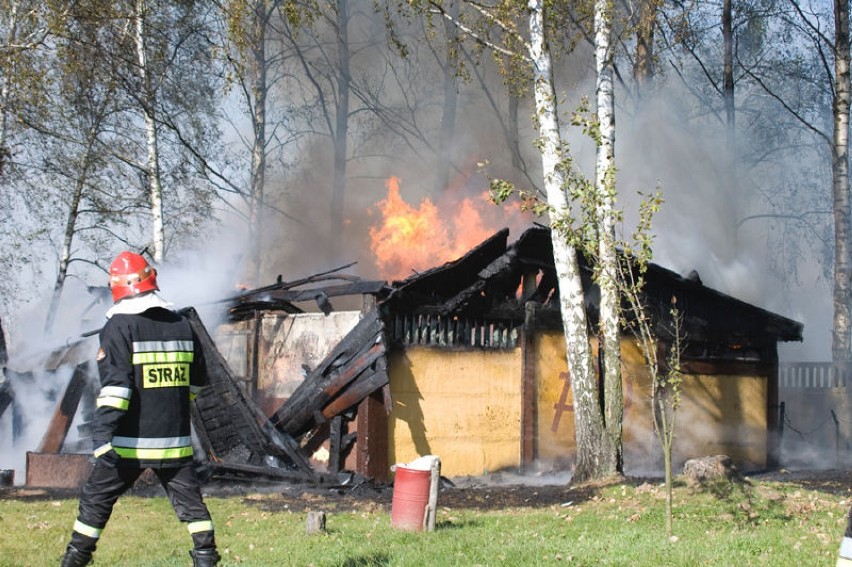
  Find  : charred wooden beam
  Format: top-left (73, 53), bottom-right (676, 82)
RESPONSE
top-left (256, 281), bottom-right (389, 304)
top-left (270, 308), bottom-right (389, 439)
top-left (328, 415), bottom-right (344, 474)
top-left (39, 364), bottom-right (91, 453)
top-left (321, 361), bottom-right (388, 419)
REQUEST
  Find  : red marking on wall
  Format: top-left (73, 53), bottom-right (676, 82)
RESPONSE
top-left (551, 371), bottom-right (573, 432)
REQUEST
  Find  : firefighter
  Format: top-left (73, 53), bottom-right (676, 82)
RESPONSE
top-left (61, 251), bottom-right (220, 567)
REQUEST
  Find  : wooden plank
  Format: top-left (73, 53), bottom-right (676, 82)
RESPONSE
top-left (325, 342), bottom-right (385, 399)
top-left (270, 310), bottom-right (384, 434)
top-left (328, 415), bottom-right (343, 474)
top-left (183, 307), bottom-right (314, 474)
top-left (321, 359), bottom-right (389, 419)
top-left (261, 281), bottom-right (389, 303)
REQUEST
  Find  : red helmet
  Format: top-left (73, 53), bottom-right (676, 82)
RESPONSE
top-left (108, 251), bottom-right (159, 302)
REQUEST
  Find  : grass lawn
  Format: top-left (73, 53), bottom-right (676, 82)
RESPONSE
top-left (0, 476), bottom-right (848, 566)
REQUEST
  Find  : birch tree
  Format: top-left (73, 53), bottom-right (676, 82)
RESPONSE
top-left (134, 0), bottom-right (166, 263)
top-left (722, 0), bottom-right (851, 361)
top-left (41, 10), bottom-right (127, 332)
top-left (532, 0), bottom-right (617, 481)
top-left (0, 0), bottom-right (52, 177)
top-left (631, 0), bottom-right (658, 96)
top-left (217, 0), bottom-right (301, 284)
top-left (420, 0), bottom-right (620, 481)
top-left (831, 0), bottom-right (851, 361)
top-left (593, 0), bottom-right (623, 473)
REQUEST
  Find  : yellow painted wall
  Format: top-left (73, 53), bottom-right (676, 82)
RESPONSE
top-left (533, 331), bottom-right (768, 472)
top-left (675, 374), bottom-right (767, 469)
top-left (388, 347), bottom-right (523, 476)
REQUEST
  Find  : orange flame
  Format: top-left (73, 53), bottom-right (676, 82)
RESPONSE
top-left (368, 176), bottom-right (526, 281)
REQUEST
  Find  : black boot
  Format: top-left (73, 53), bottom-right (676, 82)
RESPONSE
top-left (60, 544), bottom-right (92, 567)
top-left (189, 548), bottom-right (220, 567)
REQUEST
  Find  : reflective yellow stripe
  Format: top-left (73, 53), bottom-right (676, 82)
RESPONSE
top-left (113, 435), bottom-right (191, 448)
top-left (99, 386), bottom-right (132, 399)
top-left (96, 396), bottom-right (130, 410)
top-left (187, 520), bottom-right (214, 534)
top-left (93, 443), bottom-right (113, 458)
top-left (73, 520), bottom-right (102, 539)
top-left (132, 351), bottom-right (194, 365)
top-left (134, 340), bottom-right (194, 352)
top-left (112, 446), bottom-right (193, 460)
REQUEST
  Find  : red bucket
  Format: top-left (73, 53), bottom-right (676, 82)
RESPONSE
top-left (390, 465), bottom-right (431, 531)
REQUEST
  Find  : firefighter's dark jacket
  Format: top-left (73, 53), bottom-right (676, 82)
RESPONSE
top-left (92, 307), bottom-right (207, 469)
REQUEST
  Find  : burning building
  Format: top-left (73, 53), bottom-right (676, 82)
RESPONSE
top-left (211, 225), bottom-right (802, 480)
top-left (8, 222), bottom-right (803, 487)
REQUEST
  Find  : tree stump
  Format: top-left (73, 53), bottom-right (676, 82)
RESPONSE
top-left (306, 511), bottom-right (326, 534)
top-left (682, 454), bottom-right (742, 487)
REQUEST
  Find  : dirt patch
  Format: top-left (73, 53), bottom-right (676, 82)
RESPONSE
top-left (242, 479), bottom-right (599, 514)
top-left (5, 468), bottom-right (852, 514)
top-left (747, 469), bottom-right (852, 496)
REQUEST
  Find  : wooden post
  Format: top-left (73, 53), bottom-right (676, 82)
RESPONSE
top-left (520, 302), bottom-right (537, 470)
top-left (765, 346), bottom-right (781, 469)
top-left (833, 410), bottom-right (841, 467)
top-left (425, 456), bottom-right (441, 532)
top-left (305, 511), bottom-right (326, 534)
top-left (356, 389), bottom-right (389, 481)
top-left (329, 415), bottom-right (343, 474)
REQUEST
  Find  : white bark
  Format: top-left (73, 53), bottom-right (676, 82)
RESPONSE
top-left (246, 0), bottom-right (268, 285)
top-left (527, 0), bottom-right (612, 482)
top-left (135, 0), bottom-right (165, 263)
top-left (0, 0), bottom-right (22, 171)
top-left (594, 0), bottom-right (622, 469)
top-left (833, 0), bottom-right (851, 360)
top-left (45, 125), bottom-right (99, 332)
top-left (330, 0), bottom-right (350, 258)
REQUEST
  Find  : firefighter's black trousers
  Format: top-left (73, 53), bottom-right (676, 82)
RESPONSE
top-left (69, 461), bottom-right (215, 554)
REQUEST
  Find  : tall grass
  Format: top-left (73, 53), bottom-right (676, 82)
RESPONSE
top-left (0, 478), bottom-right (846, 566)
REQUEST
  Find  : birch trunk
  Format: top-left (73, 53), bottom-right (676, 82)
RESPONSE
top-left (833, 0), bottom-right (852, 361)
top-left (722, 0), bottom-right (735, 146)
top-left (436, 0), bottom-right (460, 191)
top-left (330, 0), bottom-right (350, 258)
top-left (0, 1), bottom-right (21, 175)
top-left (527, 0), bottom-right (613, 483)
top-left (632, 0), bottom-right (656, 93)
top-left (45, 124), bottom-right (100, 332)
top-left (246, 0), bottom-right (268, 285)
top-left (594, 0), bottom-right (622, 473)
top-left (135, 0), bottom-right (164, 263)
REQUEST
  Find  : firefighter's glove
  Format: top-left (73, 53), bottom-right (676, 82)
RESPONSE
top-left (93, 442), bottom-right (121, 468)
top-left (838, 536), bottom-right (852, 566)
